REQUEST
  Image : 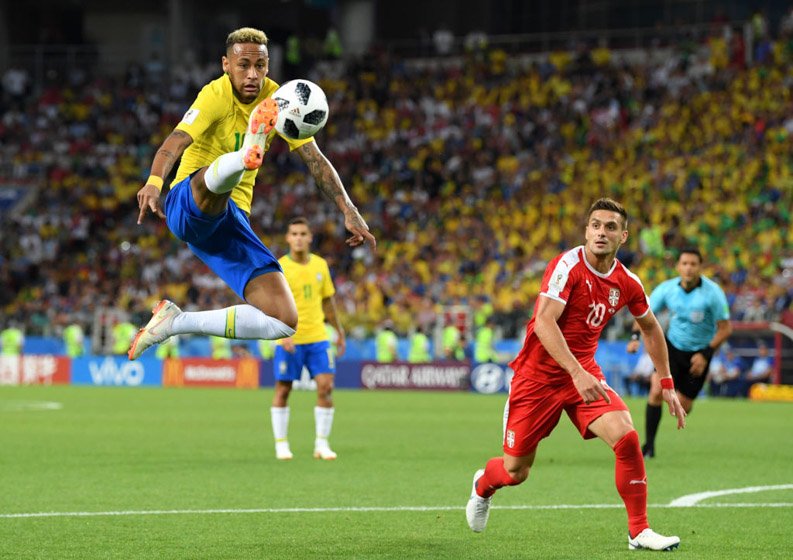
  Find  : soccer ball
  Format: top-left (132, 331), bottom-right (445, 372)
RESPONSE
top-left (272, 79), bottom-right (329, 140)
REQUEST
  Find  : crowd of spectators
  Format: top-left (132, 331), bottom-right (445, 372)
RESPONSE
top-left (708, 341), bottom-right (775, 397)
top-left (1, 18), bottom-right (792, 344)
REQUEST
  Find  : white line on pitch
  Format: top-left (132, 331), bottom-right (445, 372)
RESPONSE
top-left (2, 502), bottom-right (792, 519)
top-left (0, 401), bottom-right (63, 412)
top-left (670, 484), bottom-right (793, 507)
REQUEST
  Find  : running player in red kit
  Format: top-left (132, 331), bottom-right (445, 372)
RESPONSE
top-left (465, 198), bottom-right (687, 551)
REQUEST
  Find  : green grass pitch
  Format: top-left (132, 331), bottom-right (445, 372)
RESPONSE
top-left (1, 385), bottom-right (791, 559)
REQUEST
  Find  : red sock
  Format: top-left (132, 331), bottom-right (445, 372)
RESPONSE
top-left (613, 430), bottom-right (649, 538)
top-left (476, 457), bottom-right (520, 498)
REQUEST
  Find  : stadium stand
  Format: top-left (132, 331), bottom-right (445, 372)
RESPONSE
top-left (1, 16), bottom-right (791, 351)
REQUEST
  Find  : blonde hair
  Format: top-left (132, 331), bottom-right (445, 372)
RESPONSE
top-left (225, 27), bottom-right (269, 51)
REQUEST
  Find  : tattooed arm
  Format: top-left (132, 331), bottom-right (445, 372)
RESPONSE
top-left (297, 140), bottom-right (376, 249)
top-left (136, 130), bottom-right (193, 224)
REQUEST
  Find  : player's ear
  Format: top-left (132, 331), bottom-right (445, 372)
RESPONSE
top-left (222, 56), bottom-right (230, 74)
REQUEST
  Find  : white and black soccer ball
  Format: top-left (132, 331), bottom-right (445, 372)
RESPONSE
top-left (272, 79), bottom-right (329, 140)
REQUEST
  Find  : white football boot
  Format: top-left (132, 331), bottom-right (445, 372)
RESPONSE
top-left (466, 469), bottom-right (492, 532)
top-left (628, 528), bottom-right (681, 551)
top-left (313, 439), bottom-right (337, 460)
top-left (128, 300), bottom-right (182, 360)
top-left (275, 440), bottom-right (293, 461)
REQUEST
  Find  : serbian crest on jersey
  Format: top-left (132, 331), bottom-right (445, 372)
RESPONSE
top-left (608, 288), bottom-right (621, 307)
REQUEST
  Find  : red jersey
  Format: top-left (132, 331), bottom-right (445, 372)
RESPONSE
top-left (509, 246), bottom-right (650, 384)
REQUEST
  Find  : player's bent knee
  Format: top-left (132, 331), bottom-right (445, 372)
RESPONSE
top-left (244, 275), bottom-right (299, 328)
top-left (613, 430), bottom-right (641, 457)
top-left (315, 377), bottom-right (334, 399)
top-left (264, 303), bottom-right (297, 330)
top-left (503, 456), bottom-right (532, 484)
top-left (283, 311), bottom-right (298, 330)
top-left (504, 449), bottom-right (535, 475)
top-left (505, 466), bottom-right (529, 484)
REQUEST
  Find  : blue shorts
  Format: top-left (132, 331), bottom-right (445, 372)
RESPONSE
top-left (273, 341), bottom-right (335, 381)
top-left (164, 174), bottom-right (282, 300)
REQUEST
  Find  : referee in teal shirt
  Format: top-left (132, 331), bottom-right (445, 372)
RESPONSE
top-left (628, 247), bottom-right (732, 458)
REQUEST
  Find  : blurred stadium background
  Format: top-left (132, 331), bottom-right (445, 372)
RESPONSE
top-left (1, 0), bottom-right (792, 389)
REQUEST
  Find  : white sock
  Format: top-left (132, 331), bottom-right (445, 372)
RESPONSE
top-left (170, 305), bottom-right (295, 339)
top-left (204, 150), bottom-right (246, 194)
top-left (271, 406), bottom-right (290, 442)
top-left (315, 406), bottom-right (334, 445)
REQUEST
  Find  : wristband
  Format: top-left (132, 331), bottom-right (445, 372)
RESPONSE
top-left (699, 346), bottom-right (714, 360)
top-left (660, 377), bottom-right (674, 390)
top-left (146, 175), bottom-right (164, 190)
top-left (630, 332), bottom-right (640, 342)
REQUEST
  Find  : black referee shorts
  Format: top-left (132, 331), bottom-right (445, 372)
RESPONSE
top-left (666, 339), bottom-right (711, 400)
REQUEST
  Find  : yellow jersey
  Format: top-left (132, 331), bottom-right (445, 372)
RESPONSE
top-left (279, 253), bottom-right (335, 344)
top-left (174, 74), bottom-right (312, 214)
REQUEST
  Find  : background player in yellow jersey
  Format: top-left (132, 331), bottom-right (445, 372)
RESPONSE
top-left (128, 27), bottom-right (374, 360)
top-left (271, 217), bottom-right (346, 460)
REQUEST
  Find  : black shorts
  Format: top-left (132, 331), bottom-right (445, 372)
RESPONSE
top-left (667, 339), bottom-right (711, 400)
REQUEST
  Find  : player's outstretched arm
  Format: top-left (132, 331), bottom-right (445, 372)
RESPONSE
top-left (136, 130), bottom-right (193, 224)
top-left (636, 311), bottom-right (686, 429)
top-left (296, 141), bottom-right (376, 250)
